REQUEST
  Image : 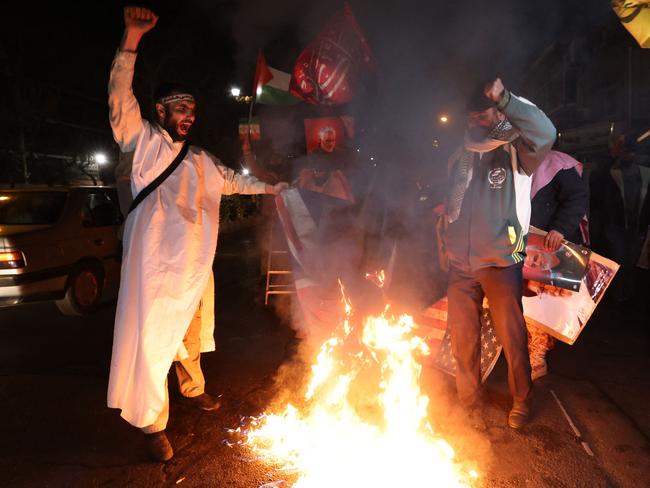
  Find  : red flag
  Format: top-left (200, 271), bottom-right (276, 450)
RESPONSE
top-left (253, 50), bottom-right (273, 98)
top-left (290, 3), bottom-right (374, 105)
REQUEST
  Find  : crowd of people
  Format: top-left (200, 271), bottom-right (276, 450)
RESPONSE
top-left (107, 6), bottom-right (650, 462)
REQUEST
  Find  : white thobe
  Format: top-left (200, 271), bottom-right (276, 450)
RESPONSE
top-left (106, 50), bottom-right (267, 428)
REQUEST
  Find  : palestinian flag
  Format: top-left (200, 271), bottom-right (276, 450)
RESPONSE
top-left (253, 50), bottom-right (300, 105)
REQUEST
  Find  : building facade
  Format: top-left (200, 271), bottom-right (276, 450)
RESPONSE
top-left (521, 18), bottom-right (650, 168)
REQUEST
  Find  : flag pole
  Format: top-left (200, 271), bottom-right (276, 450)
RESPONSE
top-left (247, 49), bottom-right (262, 143)
top-left (247, 93), bottom-right (255, 136)
top-left (245, 52), bottom-right (259, 170)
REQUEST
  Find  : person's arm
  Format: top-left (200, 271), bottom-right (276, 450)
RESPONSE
top-left (486, 79), bottom-right (557, 176)
top-left (108, 7), bottom-right (158, 152)
top-left (545, 168), bottom-right (589, 250)
top-left (241, 134), bottom-right (280, 184)
top-left (215, 157), bottom-right (288, 196)
top-left (114, 150), bottom-right (135, 217)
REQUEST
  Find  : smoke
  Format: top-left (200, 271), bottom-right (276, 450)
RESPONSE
top-left (225, 0), bottom-right (611, 466)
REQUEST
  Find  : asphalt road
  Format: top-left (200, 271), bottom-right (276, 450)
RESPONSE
top-left (0, 229), bottom-right (648, 488)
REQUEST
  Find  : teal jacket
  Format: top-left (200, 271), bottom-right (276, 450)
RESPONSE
top-left (446, 92), bottom-right (557, 270)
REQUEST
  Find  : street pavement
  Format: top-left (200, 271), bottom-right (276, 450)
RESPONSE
top-left (0, 228), bottom-right (648, 488)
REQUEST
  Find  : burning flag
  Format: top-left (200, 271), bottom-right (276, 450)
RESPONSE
top-left (232, 281), bottom-right (479, 487)
top-left (416, 297), bottom-right (503, 382)
top-left (290, 3), bottom-right (375, 105)
top-left (274, 187), bottom-right (358, 345)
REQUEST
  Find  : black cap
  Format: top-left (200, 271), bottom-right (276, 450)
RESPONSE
top-left (465, 85), bottom-right (494, 113)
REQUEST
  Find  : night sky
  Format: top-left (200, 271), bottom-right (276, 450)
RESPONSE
top-left (1, 0), bottom-right (615, 172)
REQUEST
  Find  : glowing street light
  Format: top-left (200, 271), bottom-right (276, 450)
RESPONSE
top-left (93, 152), bottom-right (107, 165)
top-left (229, 85), bottom-right (253, 103)
top-left (439, 115), bottom-right (449, 124)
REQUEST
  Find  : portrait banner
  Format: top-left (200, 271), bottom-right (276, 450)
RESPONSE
top-left (523, 226), bottom-right (591, 291)
top-left (303, 117), bottom-right (353, 153)
top-left (522, 228), bottom-right (620, 345)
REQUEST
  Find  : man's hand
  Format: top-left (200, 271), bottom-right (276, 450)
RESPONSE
top-left (121, 7), bottom-right (159, 52)
top-left (484, 78), bottom-right (505, 103)
top-left (266, 182), bottom-right (290, 195)
top-left (544, 229), bottom-right (564, 251)
top-left (125, 6), bottom-right (158, 33)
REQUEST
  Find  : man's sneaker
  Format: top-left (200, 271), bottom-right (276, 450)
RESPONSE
top-left (145, 431), bottom-right (173, 462)
top-left (531, 357), bottom-right (548, 381)
top-left (180, 392), bottom-right (222, 411)
top-left (508, 400), bottom-right (531, 429)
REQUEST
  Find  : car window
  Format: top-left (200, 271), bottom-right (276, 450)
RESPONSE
top-left (0, 191), bottom-right (67, 225)
top-left (82, 191), bottom-right (123, 227)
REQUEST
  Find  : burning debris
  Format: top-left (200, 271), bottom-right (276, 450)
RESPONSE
top-left (228, 279), bottom-right (480, 487)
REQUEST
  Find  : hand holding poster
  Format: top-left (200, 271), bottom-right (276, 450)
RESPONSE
top-left (522, 229), bottom-right (619, 344)
top-left (523, 226), bottom-right (591, 291)
top-left (419, 232), bottom-right (620, 382)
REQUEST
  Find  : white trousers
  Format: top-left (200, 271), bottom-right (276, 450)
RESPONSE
top-left (141, 304), bottom-right (205, 433)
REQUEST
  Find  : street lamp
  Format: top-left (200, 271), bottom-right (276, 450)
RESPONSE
top-left (229, 85), bottom-right (252, 103)
top-left (439, 115), bottom-right (449, 124)
top-left (93, 152), bottom-right (107, 165)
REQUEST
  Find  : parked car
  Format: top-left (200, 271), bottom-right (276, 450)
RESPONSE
top-left (0, 186), bottom-right (123, 315)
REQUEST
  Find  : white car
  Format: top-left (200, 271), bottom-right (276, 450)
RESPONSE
top-left (0, 186), bottom-right (123, 315)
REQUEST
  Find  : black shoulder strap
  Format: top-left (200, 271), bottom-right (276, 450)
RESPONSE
top-left (128, 141), bottom-right (189, 215)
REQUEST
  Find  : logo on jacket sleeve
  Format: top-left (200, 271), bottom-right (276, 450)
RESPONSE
top-left (488, 167), bottom-right (507, 189)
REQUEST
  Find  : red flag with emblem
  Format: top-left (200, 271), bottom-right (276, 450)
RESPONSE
top-left (290, 3), bottom-right (374, 105)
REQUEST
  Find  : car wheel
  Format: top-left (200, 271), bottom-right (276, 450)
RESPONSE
top-left (55, 264), bottom-right (104, 316)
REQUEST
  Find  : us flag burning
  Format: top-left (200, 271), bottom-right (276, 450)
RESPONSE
top-left (229, 279), bottom-right (480, 488)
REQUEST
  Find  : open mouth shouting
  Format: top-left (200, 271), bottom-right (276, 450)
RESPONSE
top-left (178, 120), bottom-right (192, 135)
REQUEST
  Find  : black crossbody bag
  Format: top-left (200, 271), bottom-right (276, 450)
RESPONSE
top-left (127, 141), bottom-right (189, 215)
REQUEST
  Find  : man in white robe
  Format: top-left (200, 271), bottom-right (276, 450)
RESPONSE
top-left (107, 7), bottom-right (287, 462)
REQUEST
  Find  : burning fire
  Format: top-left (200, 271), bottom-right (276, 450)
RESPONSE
top-left (232, 279), bottom-right (479, 487)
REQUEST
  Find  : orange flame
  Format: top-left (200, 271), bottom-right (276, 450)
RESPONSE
top-left (235, 279), bottom-right (479, 487)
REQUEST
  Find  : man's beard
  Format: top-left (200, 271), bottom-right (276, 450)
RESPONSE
top-left (163, 113), bottom-right (188, 141)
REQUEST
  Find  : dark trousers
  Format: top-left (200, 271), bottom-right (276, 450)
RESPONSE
top-left (448, 263), bottom-right (532, 405)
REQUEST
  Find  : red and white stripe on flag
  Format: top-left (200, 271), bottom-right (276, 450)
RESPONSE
top-left (414, 297), bottom-right (449, 355)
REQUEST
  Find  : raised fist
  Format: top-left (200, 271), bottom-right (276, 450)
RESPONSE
top-left (124, 6), bottom-right (159, 34)
top-left (484, 78), bottom-right (505, 103)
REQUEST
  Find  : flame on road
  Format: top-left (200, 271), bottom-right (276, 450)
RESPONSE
top-left (234, 281), bottom-right (479, 487)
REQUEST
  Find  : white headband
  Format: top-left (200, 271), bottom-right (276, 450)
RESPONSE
top-left (157, 93), bottom-right (195, 105)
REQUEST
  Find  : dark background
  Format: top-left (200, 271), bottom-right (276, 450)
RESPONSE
top-left (0, 0), bottom-right (614, 185)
